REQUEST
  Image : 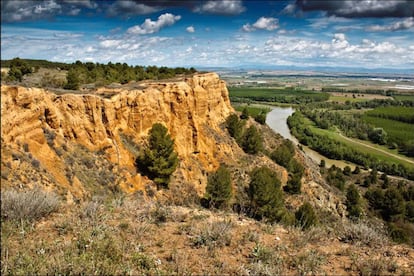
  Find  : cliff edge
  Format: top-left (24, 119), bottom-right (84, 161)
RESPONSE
top-left (1, 73), bottom-right (238, 198)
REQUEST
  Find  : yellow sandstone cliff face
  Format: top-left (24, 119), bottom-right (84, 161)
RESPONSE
top-left (1, 73), bottom-right (237, 197)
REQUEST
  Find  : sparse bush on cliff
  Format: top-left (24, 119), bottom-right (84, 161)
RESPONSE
top-left (242, 125), bottom-right (263, 154)
top-left (248, 167), bottom-right (285, 222)
top-left (284, 174), bottom-right (302, 194)
top-left (346, 184), bottom-right (362, 219)
top-left (204, 165), bottom-right (232, 209)
top-left (226, 113), bottom-right (245, 142)
top-left (270, 139), bottom-right (295, 169)
top-left (226, 113), bottom-right (263, 154)
top-left (295, 202), bottom-right (318, 229)
top-left (136, 123), bottom-right (178, 188)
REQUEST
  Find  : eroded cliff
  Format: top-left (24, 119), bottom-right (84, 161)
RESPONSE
top-left (1, 73), bottom-right (243, 199)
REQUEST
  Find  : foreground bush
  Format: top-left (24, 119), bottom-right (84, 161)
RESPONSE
top-left (1, 188), bottom-right (60, 221)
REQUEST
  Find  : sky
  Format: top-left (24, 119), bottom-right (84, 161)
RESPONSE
top-left (1, 0), bottom-right (414, 71)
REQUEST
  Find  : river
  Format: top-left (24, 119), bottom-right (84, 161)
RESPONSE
top-left (265, 106), bottom-right (356, 169)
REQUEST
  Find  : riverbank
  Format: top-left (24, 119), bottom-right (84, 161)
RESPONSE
top-left (263, 105), bottom-right (356, 169)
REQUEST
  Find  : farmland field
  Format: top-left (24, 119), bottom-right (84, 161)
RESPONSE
top-left (362, 116), bottom-right (414, 145)
top-left (394, 95), bottom-right (414, 101)
top-left (234, 105), bottom-right (271, 117)
top-left (228, 87), bottom-right (330, 103)
top-left (365, 106), bottom-right (414, 123)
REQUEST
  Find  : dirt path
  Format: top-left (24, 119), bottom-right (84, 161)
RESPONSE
top-left (337, 132), bottom-right (414, 165)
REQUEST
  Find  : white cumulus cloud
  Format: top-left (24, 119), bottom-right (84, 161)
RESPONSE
top-left (243, 17), bottom-right (279, 32)
top-left (127, 13), bottom-right (181, 35)
top-left (186, 26), bottom-right (195, 33)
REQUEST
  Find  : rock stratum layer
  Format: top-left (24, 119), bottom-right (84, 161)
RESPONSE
top-left (1, 73), bottom-right (236, 198)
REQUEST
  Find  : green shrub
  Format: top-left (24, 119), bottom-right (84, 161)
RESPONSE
top-left (64, 68), bottom-right (80, 90)
top-left (7, 57), bottom-right (32, 82)
top-left (248, 167), bottom-right (284, 222)
top-left (240, 106), bottom-right (249, 119)
top-left (343, 166), bottom-right (352, 176)
top-left (346, 184), bottom-right (362, 219)
top-left (382, 188), bottom-right (405, 221)
top-left (225, 113), bottom-right (245, 142)
top-left (270, 139), bottom-right (295, 168)
top-left (406, 201), bottom-right (414, 223)
top-left (284, 174), bottom-right (302, 194)
top-left (241, 125), bottom-right (262, 154)
top-left (388, 223), bottom-right (410, 244)
top-left (204, 165), bottom-right (232, 209)
top-left (295, 202), bottom-right (318, 229)
top-left (135, 123), bottom-right (178, 188)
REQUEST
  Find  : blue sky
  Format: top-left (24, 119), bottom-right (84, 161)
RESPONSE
top-left (1, 0), bottom-right (414, 71)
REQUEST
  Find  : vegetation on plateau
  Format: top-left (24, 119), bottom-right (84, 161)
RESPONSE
top-left (1, 57), bottom-right (197, 89)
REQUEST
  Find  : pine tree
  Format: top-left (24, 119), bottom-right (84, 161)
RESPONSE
top-left (346, 184), bottom-right (362, 219)
top-left (136, 123), bottom-right (178, 188)
top-left (226, 114), bottom-right (245, 142)
top-left (64, 68), bottom-right (80, 90)
top-left (242, 125), bottom-right (262, 154)
top-left (205, 165), bottom-right (232, 209)
top-left (248, 166), bottom-right (284, 222)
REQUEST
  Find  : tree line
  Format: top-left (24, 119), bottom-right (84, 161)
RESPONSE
top-left (2, 57), bottom-right (197, 89)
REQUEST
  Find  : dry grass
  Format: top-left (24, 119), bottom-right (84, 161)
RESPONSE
top-left (1, 195), bottom-right (413, 275)
top-left (1, 188), bottom-right (60, 222)
top-left (337, 220), bottom-right (389, 247)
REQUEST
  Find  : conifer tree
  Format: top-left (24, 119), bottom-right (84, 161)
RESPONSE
top-left (205, 165), bottom-right (232, 209)
top-left (136, 123), bottom-right (178, 188)
top-left (64, 68), bottom-right (80, 90)
top-left (248, 166), bottom-right (284, 222)
top-left (346, 184), bottom-right (362, 219)
top-left (242, 125), bottom-right (262, 154)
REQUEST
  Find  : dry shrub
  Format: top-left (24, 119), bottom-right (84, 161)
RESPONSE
top-left (190, 219), bottom-right (234, 248)
top-left (1, 188), bottom-right (59, 221)
top-left (351, 256), bottom-right (398, 276)
top-left (338, 220), bottom-right (388, 247)
top-left (291, 249), bottom-right (326, 276)
top-left (247, 243), bottom-right (285, 275)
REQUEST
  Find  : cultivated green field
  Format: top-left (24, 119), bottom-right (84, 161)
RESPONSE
top-left (229, 87), bottom-right (329, 103)
top-left (365, 106), bottom-right (414, 124)
top-left (234, 105), bottom-right (271, 117)
top-left (329, 95), bottom-right (369, 103)
top-left (393, 95), bottom-right (414, 101)
top-left (362, 116), bottom-right (414, 145)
